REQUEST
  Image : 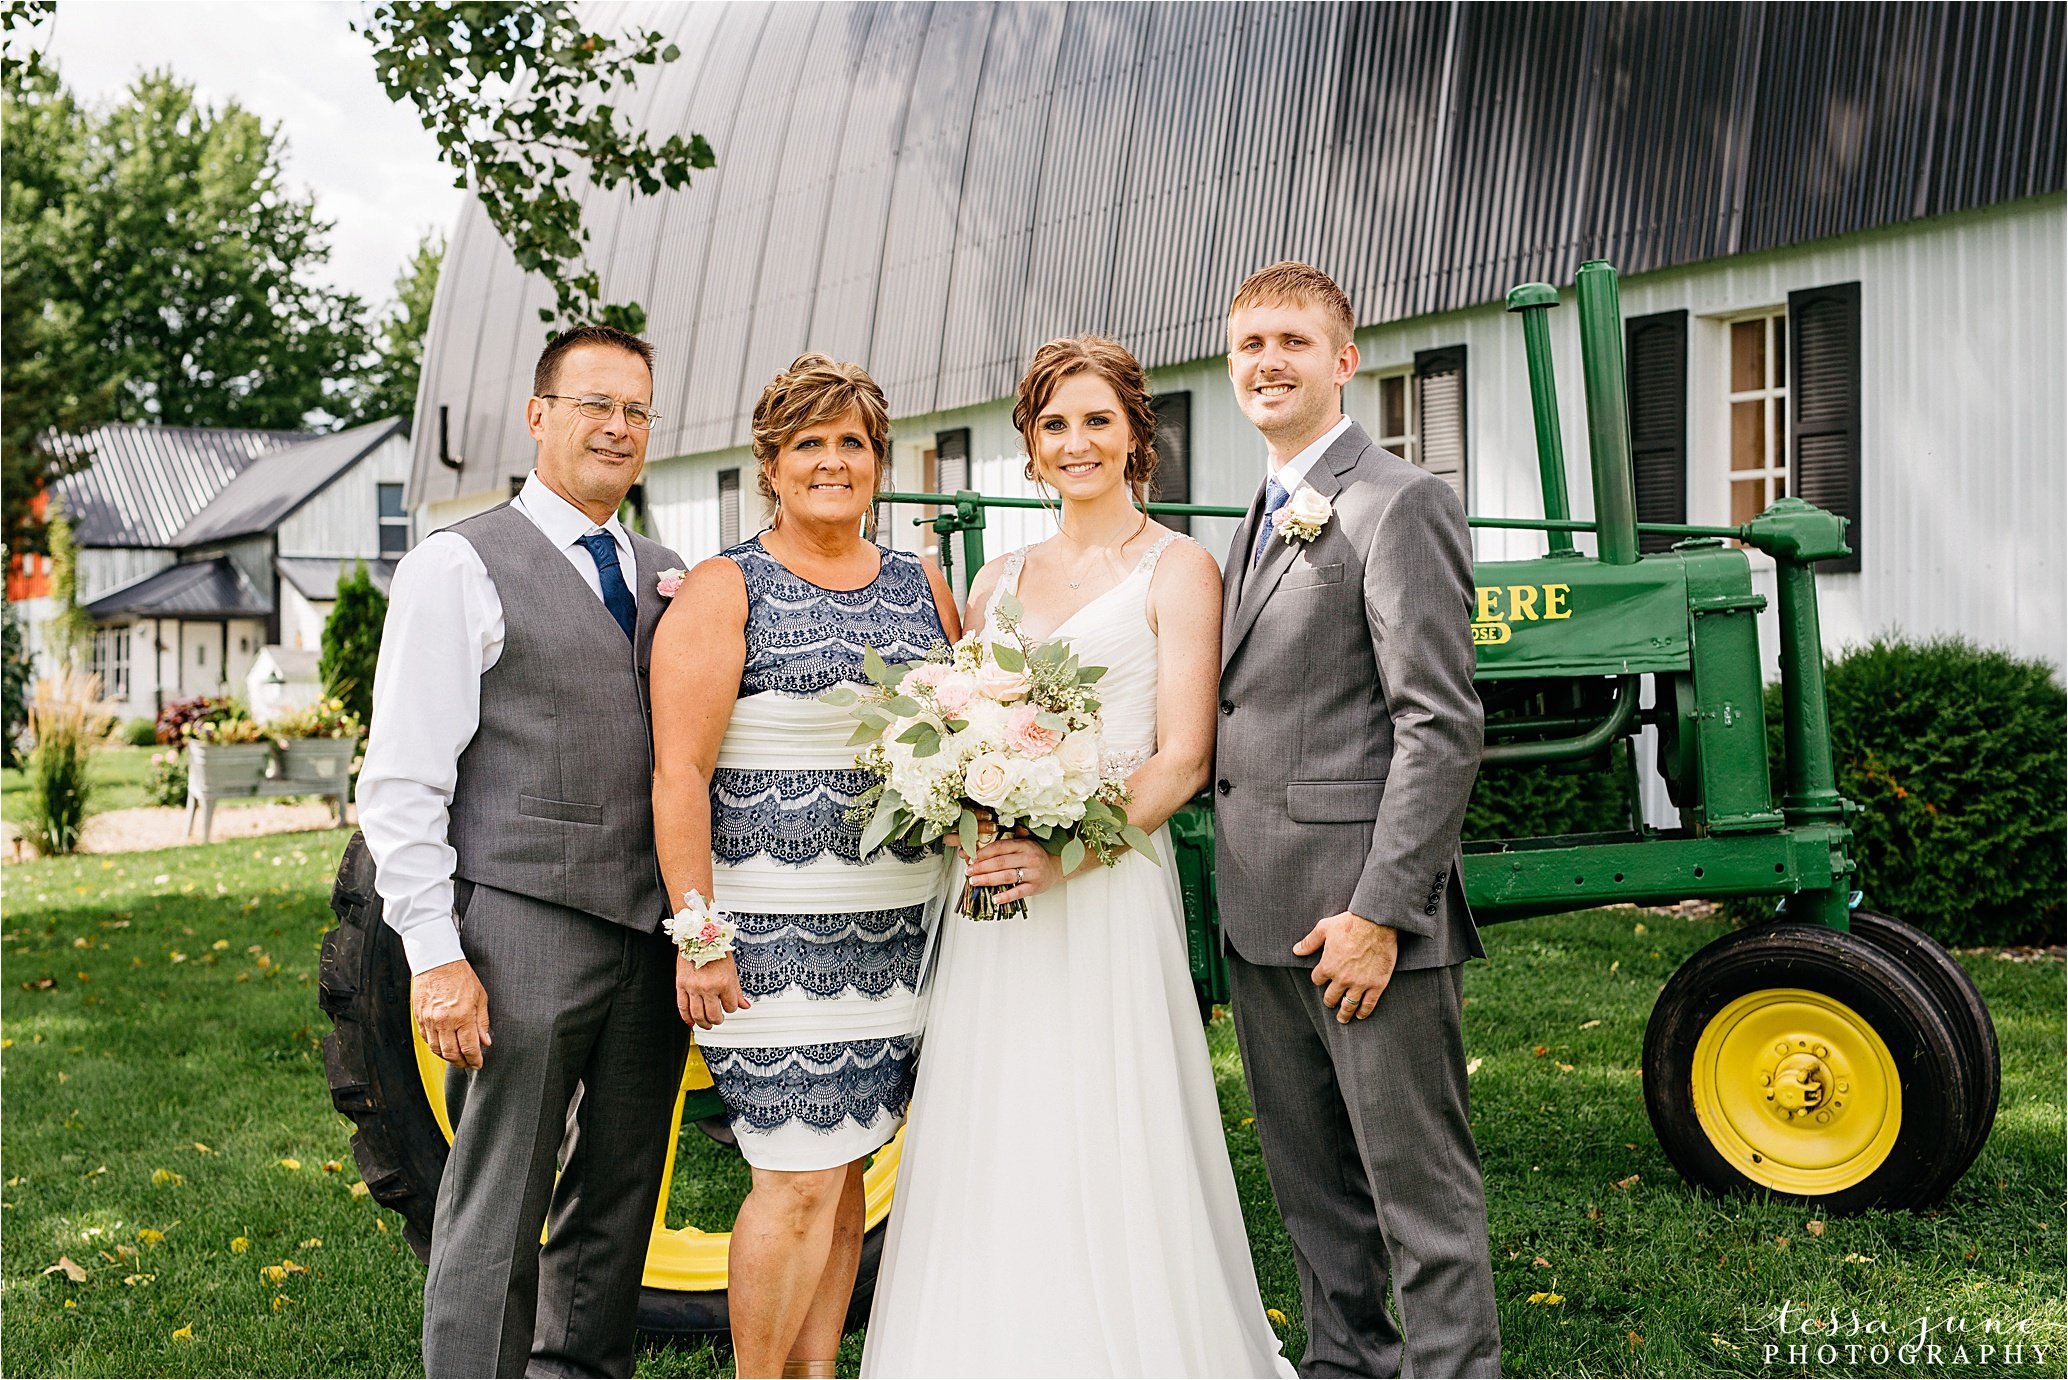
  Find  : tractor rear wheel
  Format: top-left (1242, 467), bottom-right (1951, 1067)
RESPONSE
top-left (318, 833), bottom-right (897, 1343)
top-left (1642, 922), bottom-right (1977, 1213)
top-left (1842, 910), bottom-right (1999, 1198)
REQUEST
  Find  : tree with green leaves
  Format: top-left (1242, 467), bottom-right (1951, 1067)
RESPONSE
top-left (42, 501), bottom-right (93, 673)
top-left (346, 231), bottom-right (444, 424)
top-left (358, 3), bottom-right (712, 333)
top-left (1, 599), bottom-right (32, 769)
top-left (2, 58), bottom-right (373, 553)
top-left (320, 561), bottom-right (388, 727)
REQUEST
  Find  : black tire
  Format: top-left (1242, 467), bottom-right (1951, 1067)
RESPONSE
top-left (319, 831), bottom-right (886, 1342)
top-left (1642, 922), bottom-right (1976, 1214)
top-left (1844, 910), bottom-right (2000, 1198)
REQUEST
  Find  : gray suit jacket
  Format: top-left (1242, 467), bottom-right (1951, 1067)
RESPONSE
top-left (1215, 420), bottom-right (1485, 972)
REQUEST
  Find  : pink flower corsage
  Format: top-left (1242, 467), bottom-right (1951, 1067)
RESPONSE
top-left (664, 889), bottom-right (737, 967)
top-left (656, 567), bottom-right (687, 598)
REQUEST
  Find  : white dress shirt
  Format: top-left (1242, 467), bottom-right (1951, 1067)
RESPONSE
top-left (1268, 414), bottom-right (1354, 492)
top-left (357, 472), bottom-right (636, 974)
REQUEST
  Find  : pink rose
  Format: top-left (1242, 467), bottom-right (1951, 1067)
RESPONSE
top-left (1270, 505), bottom-right (1292, 530)
top-left (698, 920), bottom-right (721, 943)
top-left (902, 662), bottom-right (950, 692)
top-left (973, 662), bottom-right (1032, 702)
top-left (1005, 704), bottom-right (1062, 757)
top-left (933, 672), bottom-right (979, 718)
top-left (656, 566), bottom-right (687, 598)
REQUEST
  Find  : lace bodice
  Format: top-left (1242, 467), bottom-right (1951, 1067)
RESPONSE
top-left (724, 537), bottom-right (946, 698)
top-left (990, 532), bottom-right (1188, 766)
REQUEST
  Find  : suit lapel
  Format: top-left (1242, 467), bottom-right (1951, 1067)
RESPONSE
top-left (1222, 484), bottom-right (1268, 653)
top-left (1222, 422), bottom-right (1371, 669)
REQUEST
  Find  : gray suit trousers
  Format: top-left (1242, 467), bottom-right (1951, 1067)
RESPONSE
top-left (1228, 953), bottom-right (1500, 1378)
top-left (422, 885), bottom-right (689, 1378)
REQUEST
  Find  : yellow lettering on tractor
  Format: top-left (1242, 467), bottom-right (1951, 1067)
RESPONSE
top-left (1473, 583), bottom-right (1574, 643)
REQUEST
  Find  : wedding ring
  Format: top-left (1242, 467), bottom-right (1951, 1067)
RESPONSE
top-left (1015, 867), bottom-right (1025, 883)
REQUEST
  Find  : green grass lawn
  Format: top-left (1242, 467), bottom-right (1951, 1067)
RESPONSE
top-left (2, 743), bottom-right (159, 825)
top-left (3, 834), bottom-right (2060, 1377)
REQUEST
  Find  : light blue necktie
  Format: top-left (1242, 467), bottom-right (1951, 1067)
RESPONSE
top-left (576, 531), bottom-right (638, 641)
top-left (1251, 476), bottom-right (1291, 567)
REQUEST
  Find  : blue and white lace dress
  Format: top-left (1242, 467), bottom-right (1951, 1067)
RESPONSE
top-left (695, 537), bottom-right (949, 1171)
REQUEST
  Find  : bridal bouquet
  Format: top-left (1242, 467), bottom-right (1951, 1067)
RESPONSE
top-left (823, 592), bottom-right (1157, 921)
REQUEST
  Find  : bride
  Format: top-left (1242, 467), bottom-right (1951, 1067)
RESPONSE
top-left (862, 336), bottom-right (1295, 1377)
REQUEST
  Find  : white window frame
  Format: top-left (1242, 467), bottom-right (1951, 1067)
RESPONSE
top-left (1724, 307), bottom-right (1789, 525)
top-left (377, 482), bottom-right (410, 557)
top-left (1355, 365), bottom-right (1418, 466)
top-left (92, 625), bottom-right (130, 700)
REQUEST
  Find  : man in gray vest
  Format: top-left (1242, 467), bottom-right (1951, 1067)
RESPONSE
top-left (358, 325), bottom-right (690, 1377)
top-left (1215, 262), bottom-right (1500, 1377)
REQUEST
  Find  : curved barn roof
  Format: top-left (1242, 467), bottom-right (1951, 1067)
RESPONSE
top-left (411, 0), bottom-right (2064, 504)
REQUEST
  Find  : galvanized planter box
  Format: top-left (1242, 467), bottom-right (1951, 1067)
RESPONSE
top-left (279, 737), bottom-right (356, 786)
top-left (186, 741), bottom-right (271, 795)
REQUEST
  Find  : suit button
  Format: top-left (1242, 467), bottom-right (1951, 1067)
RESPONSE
top-left (1219, 699), bottom-right (1234, 716)
top-left (1216, 779), bottom-right (1232, 796)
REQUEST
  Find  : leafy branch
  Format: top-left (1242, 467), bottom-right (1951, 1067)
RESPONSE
top-left (356, 2), bottom-right (713, 335)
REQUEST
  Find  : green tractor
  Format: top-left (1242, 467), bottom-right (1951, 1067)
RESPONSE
top-left (320, 261), bottom-right (1995, 1339)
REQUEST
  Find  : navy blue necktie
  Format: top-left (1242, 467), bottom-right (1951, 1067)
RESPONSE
top-left (1251, 476), bottom-right (1291, 567)
top-left (577, 531), bottom-right (637, 641)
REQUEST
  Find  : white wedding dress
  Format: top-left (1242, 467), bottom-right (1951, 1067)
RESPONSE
top-left (862, 535), bottom-right (1295, 1378)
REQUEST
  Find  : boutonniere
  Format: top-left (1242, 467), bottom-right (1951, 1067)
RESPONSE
top-left (656, 567), bottom-right (686, 598)
top-left (1272, 487), bottom-right (1333, 546)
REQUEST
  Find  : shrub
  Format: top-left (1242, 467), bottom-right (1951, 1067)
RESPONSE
top-left (184, 712), bottom-right (266, 745)
top-left (320, 561), bottom-right (386, 727)
top-left (122, 716), bottom-right (158, 746)
top-left (19, 672), bottom-right (96, 855)
top-left (270, 696), bottom-right (363, 742)
top-left (1749, 637), bottom-right (2064, 947)
top-left (1466, 744), bottom-right (1631, 842)
top-left (155, 695), bottom-right (228, 745)
top-left (1, 600), bottom-right (30, 768)
top-left (147, 748), bottom-right (188, 806)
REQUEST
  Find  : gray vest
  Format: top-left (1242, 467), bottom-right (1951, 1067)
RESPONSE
top-left (445, 503), bottom-right (681, 930)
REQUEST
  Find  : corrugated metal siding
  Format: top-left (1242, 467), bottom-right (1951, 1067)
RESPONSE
top-left (52, 424), bottom-right (307, 547)
top-left (412, 0), bottom-right (2065, 503)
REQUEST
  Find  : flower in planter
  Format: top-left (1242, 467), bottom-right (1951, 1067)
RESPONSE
top-left (270, 697), bottom-right (363, 744)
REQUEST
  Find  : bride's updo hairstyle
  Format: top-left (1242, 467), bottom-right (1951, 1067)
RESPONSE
top-left (750, 352), bottom-right (894, 516)
top-left (1011, 335), bottom-right (1161, 504)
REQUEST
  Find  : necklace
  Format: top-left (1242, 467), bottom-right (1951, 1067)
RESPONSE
top-left (1057, 508), bottom-right (1151, 589)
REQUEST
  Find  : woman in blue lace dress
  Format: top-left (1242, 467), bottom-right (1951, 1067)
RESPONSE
top-left (652, 354), bottom-right (959, 1378)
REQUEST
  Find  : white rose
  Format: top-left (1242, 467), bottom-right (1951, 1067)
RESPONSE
top-left (964, 752), bottom-right (1015, 808)
top-left (972, 662), bottom-right (1032, 702)
top-left (1287, 486), bottom-right (1333, 525)
top-left (1057, 731), bottom-right (1101, 776)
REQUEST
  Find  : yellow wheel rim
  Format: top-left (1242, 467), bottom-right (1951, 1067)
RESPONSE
top-left (411, 996), bottom-right (900, 1294)
top-left (1689, 986), bottom-right (1901, 1196)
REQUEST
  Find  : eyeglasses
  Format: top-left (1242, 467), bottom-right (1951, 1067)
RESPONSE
top-left (538, 394), bottom-right (661, 429)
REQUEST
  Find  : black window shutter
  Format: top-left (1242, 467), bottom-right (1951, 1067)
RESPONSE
top-left (934, 427), bottom-right (971, 494)
top-left (1413, 346), bottom-right (1467, 504)
top-left (1149, 391), bottom-right (1192, 534)
top-left (1788, 282), bottom-right (1862, 573)
top-left (1624, 310), bottom-right (1688, 555)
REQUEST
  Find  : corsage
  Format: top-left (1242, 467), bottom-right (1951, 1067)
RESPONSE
top-left (664, 889), bottom-right (738, 967)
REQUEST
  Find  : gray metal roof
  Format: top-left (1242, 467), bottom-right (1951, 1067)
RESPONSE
top-left (275, 556), bottom-right (398, 602)
top-left (412, 0), bottom-right (2065, 504)
top-left (173, 418), bottom-right (406, 547)
top-left (50, 424), bottom-right (310, 548)
top-left (84, 557), bottom-right (268, 621)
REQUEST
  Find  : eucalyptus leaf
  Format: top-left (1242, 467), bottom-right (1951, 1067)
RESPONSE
top-left (884, 695), bottom-right (923, 717)
top-left (1121, 825), bottom-right (1160, 864)
top-left (958, 807), bottom-right (980, 857)
top-left (895, 722), bottom-right (936, 745)
top-left (846, 721), bottom-right (886, 747)
top-left (1033, 641), bottom-right (1066, 667)
top-left (863, 645), bottom-right (890, 686)
top-left (819, 685), bottom-right (860, 707)
top-left (996, 590), bottom-right (1023, 621)
top-left (991, 641), bottom-right (1026, 673)
top-left (1061, 836), bottom-right (1086, 875)
top-left (912, 730), bottom-right (943, 758)
top-left (859, 795), bottom-right (904, 857)
top-left (883, 660), bottom-right (912, 688)
top-left (1078, 665), bottom-right (1109, 684)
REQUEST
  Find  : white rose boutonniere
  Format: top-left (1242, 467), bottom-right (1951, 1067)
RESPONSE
top-left (1273, 486), bottom-right (1334, 546)
top-left (656, 567), bottom-right (687, 598)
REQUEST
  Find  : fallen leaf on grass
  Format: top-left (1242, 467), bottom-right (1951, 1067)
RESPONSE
top-left (230, 1236), bottom-right (250, 1254)
top-left (1774, 1236), bottom-right (1790, 1249)
top-left (44, 1256), bottom-right (87, 1282)
top-left (299, 1238), bottom-right (322, 1249)
top-left (322, 1160), bottom-right (343, 1174)
top-left (1842, 1252), bottom-right (1875, 1264)
top-left (261, 1265), bottom-right (287, 1286)
top-left (1633, 922), bottom-right (1647, 936)
top-left (1526, 1292), bottom-right (1564, 1305)
top-left (122, 1273), bottom-right (154, 1286)
top-left (137, 1228), bottom-right (164, 1245)
top-left (271, 1293), bottom-right (293, 1312)
top-left (1586, 1204), bottom-right (1602, 1222)
top-left (277, 1158), bottom-right (301, 1171)
top-left (1711, 1334), bottom-right (1740, 1351)
top-left (1238, 1116), bottom-right (1254, 1128)
top-left (1579, 1019), bottom-right (1602, 1030)
top-left (348, 1181), bottom-right (370, 1198)
top-left (1532, 1045), bottom-right (1549, 1056)
top-left (84, 1165), bottom-right (107, 1179)
top-left (1628, 1331), bottom-right (1644, 1349)
top-left (1266, 1308), bottom-right (1288, 1326)
top-left (1611, 1174), bottom-right (1640, 1190)
top-left (1532, 1256), bottom-right (1550, 1268)
top-left (64, 1298), bottom-right (76, 1308)
top-left (211, 939), bottom-right (230, 950)
top-left (1807, 1219), bottom-right (1825, 1237)
top-left (192, 1143), bottom-right (214, 1154)
top-left (1465, 1057), bottom-right (1483, 1076)
top-left (374, 1218), bottom-right (389, 1234)
top-left (171, 1325), bottom-right (192, 1339)
top-left (1555, 1061), bottom-right (1574, 1073)
top-left (151, 1168), bottom-right (183, 1187)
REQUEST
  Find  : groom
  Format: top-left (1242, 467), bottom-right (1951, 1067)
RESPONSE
top-left (1215, 261), bottom-right (1500, 1377)
top-left (357, 325), bottom-right (689, 1377)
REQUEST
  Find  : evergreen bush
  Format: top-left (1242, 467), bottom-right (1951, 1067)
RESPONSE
top-left (1465, 744), bottom-right (1631, 842)
top-left (1749, 637), bottom-right (2064, 947)
top-left (1, 600), bottom-right (30, 768)
top-left (122, 716), bottom-right (158, 746)
top-left (320, 561), bottom-right (386, 727)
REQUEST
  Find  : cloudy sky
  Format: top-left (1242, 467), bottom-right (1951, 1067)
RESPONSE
top-left (31, 0), bottom-right (467, 309)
